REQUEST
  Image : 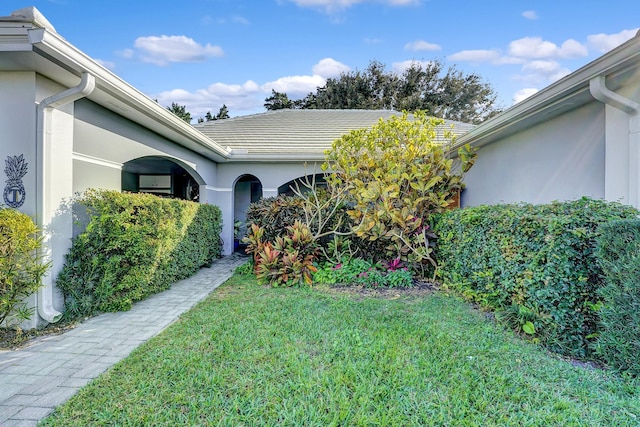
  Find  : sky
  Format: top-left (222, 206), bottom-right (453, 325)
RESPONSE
top-left (3, 0), bottom-right (639, 120)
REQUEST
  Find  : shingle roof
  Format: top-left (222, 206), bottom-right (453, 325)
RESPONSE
top-left (194, 109), bottom-right (475, 158)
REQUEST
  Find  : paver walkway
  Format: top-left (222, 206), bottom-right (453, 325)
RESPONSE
top-left (0, 254), bottom-right (247, 426)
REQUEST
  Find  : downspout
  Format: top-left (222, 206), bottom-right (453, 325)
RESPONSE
top-left (589, 75), bottom-right (640, 207)
top-left (36, 72), bottom-right (96, 323)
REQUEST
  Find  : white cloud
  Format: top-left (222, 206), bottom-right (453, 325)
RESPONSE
top-left (95, 59), bottom-right (116, 70)
top-left (154, 81), bottom-right (261, 118)
top-left (133, 35), bottom-right (224, 66)
top-left (232, 15), bottom-right (251, 25)
top-left (119, 48), bottom-right (135, 59)
top-left (508, 36), bottom-right (587, 59)
top-left (513, 88), bottom-right (538, 104)
top-left (154, 58), bottom-right (346, 117)
top-left (518, 60), bottom-right (570, 85)
top-left (522, 10), bottom-right (538, 20)
top-left (587, 28), bottom-right (639, 53)
top-left (391, 60), bottom-right (433, 74)
top-left (559, 39), bottom-right (588, 58)
top-left (404, 40), bottom-right (441, 51)
top-left (312, 57), bottom-right (351, 78)
top-left (262, 75), bottom-right (326, 98)
top-left (509, 37), bottom-right (559, 58)
top-left (283, 0), bottom-right (419, 13)
top-left (448, 49), bottom-right (501, 63)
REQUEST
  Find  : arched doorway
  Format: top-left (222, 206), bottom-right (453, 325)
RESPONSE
top-left (277, 173), bottom-right (328, 196)
top-left (234, 174), bottom-right (263, 250)
top-left (122, 156), bottom-right (202, 201)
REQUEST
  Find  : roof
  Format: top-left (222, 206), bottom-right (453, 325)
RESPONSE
top-left (195, 109), bottom-right (476, 161)
top-left (454, 29), bottom-right (640, 151)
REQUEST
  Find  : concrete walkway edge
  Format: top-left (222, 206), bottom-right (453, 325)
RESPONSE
top-left (0, 254), bottom-right (248, 426)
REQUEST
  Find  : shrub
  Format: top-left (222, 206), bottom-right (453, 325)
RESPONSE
top-left (57, 190), bottom-right (222, 319)
top-left (324, 111), bottom-right (476, 275)
top-left (246, 221), bottom-right (319, 287)
top-left (594, 219), bottom-right (640, 375)
top-left (433, 198), bottom-right (638, 359)
top-left (245, 195), bottom-right (307, 243)
top-left (0, 208), bottom-right (49, 327)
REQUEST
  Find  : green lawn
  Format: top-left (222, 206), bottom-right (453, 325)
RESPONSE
top-left (41, 273), bottom-right (640, 426)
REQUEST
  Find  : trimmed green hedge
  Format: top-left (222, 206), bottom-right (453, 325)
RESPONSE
top-left (57, 190), bottom-right (222, 319)
top-left (433, 198), bottom-right (638, 359)
top-left (594, 219), bottom-right (640, 374)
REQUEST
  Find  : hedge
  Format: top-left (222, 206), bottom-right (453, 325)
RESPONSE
top-left (594, 219), bottom-right (640, 374)
top-left (432, 197), bottom-right (638, 359)
top-left (56, 190), bottom-right (222, 319)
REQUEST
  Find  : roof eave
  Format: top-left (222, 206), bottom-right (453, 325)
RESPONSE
top-left (226, 152), bottom-right (327, 162)
top-left (454, 31), bottom-right (640, 151)
top-left (25, 27), bottom-right (230, 162)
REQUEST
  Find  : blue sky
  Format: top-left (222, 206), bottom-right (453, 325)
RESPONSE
top-left (4, 0), bottom-right (639, 119)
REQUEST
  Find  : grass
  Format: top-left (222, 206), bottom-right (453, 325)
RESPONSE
top-left (41, 273), bottom-right (640, 426)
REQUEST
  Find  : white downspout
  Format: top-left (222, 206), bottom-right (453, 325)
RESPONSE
top-left (36, 72), bottom-right (96, 323)
top-left (589, 75), bottom-right (640, 207)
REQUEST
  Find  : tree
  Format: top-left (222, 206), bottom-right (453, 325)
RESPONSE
top-left (323, 111), bottom-right (477, 275)
top-left (264, 90), bottom-right (295, 110)
top-left (166, 102), bottom-right (192, 123)
top-left (215, 104), bottom-right (230, 120)
top-left (198, 105), bottom-right (230, 123)
top-left (273, 60), bottom-right (502, 124)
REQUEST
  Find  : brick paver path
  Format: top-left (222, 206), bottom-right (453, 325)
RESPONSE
top-left (0, 255), bottom-right (247, 426)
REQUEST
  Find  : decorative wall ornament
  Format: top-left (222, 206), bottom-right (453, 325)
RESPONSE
top-left (4, 154), bottom-right (28, 208)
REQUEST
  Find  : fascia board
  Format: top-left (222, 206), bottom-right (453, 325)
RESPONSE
top-left (225, 152), bottom-right (327, 162)
top-left (27, 28), bottom-right (231, 162)
top-left (454, 33), bottom-right (640, 152)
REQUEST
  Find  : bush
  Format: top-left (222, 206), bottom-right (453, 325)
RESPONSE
top-left (594, 219), bottom-right (640, 375)
top-left (0, 208), bottom-right (49, 327)
top-left (57, 190), bottom-right (222, 319)
top-left (245, 195), bottom-right (307, 243)
top-left (324, 111), bottom-right (476, 274)
top-left (246, 194), bottom-right (391, 264)
top-left (433, 198), bottom-right (638, 359)
top-left (244, 221), bottom-right (319, 287)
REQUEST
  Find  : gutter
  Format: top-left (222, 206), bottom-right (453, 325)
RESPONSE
top-left (36, 72), bottom-right (96, 323)
top-left (28, 26), bottom-right (230, 162)
top-left (589, 75), bottom-right (640, 207)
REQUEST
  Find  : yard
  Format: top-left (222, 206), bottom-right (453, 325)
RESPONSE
top-left (41, 271), bottom-right (640, 426)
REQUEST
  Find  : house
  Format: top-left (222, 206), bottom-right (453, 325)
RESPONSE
top-left (0, 7), bottom-right (472, 328)
top-left (6, 5), bottom-right (636, 329)
top-left (455, 29), bottom-right (640, 209)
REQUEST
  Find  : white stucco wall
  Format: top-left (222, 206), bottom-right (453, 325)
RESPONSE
top-left (462, 102), bottom-right (606, 207)
top-left (214, 161), bottom-right (324, 254)
top-left (73, 99), bottom-right (218, 187)
top-left (1, 72), bottom-right (37, 217)
top-left (0, 72), bottom-right (38, 328)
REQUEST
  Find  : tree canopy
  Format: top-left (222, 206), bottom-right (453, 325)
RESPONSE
top-left (166, 102), bottom-right (192, 123)
top-left (197, 104), bottom-right (231, 123)
top-left (264, 60), bottom-right (502, 124)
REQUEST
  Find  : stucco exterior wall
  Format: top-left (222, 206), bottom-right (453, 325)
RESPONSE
top-left (214, 161), bottom-right (324, 254)
top-left (462, 102), bottom-right (606, 207)
top-left (1, 72), bottom-right (37, 217)
top-left (73, 99), bottom-right (218, 187)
